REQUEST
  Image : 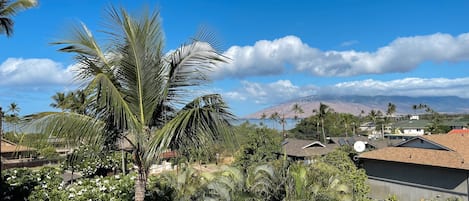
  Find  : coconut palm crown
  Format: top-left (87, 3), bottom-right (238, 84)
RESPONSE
top-left (28, 5), bottom-right (235, 201)
top-left (0, 0), bottom-right (37, 37)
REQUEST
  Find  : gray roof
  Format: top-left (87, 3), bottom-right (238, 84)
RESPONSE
top-left (283, 136), bottom-right (401, 158)
top-left (282, 138), bottom-right (337, 157)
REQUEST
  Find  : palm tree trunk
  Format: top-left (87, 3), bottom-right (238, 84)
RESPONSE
top-left (134, 166), bottom-right (147, 201)
top-left (321, 118), bottom-right (326, 143)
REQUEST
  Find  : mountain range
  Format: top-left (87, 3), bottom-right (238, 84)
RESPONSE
top-left (245, 95), bottom-right (469, 119)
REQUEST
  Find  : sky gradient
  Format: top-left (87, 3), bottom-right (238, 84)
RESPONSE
top-left (1, 0), bottom-right (469, 117)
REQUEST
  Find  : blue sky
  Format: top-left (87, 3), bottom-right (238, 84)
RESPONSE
top-left (1, 0), bottom-right (469, 117)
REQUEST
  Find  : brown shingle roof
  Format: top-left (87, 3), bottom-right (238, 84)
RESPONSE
top-left (1, 139), bottom-right (36, 153)
top-left (359, 134), bottom-right (469, 170)
top-left (447, 129), bottom-right (469, 135)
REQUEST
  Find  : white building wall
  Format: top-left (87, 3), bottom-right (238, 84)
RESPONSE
top-left (403, 128), bottom-right (425, 135)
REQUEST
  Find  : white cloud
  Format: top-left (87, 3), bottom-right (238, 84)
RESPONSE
top-left (222, 77), bottom-right (469, 109)
top-left (223, 80), bottom-right (317, 104)
top-left (212, 33), bottom-right (469, 79)
top-left (0, 58), bottom-right (76, 86)
top-left (320, 77), bottom-right (469, 98)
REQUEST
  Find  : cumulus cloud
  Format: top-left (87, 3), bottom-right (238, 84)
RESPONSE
top-left (212, 33), bottom-right (469, 79)
top-left (222, 77), bottom-right (469, 108)
top-left (0, 58), bottom-right (76, 86)
top-left (223, 80), bottom-right (317, 104)
top-left (320, 77), bottom-right (469, 98)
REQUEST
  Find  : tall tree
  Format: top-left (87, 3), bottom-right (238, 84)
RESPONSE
top-left (291, 103), bottom-right (304, 121)
top-left (260, 112), bottom-right (267, 126)
top-left (28, 6), bottom-right (234, 201)
top-left (318, 103), bottom-right (332, 143)
top-left (0, 0), bottom-right (37, 37)
top-left (270, 112), bottom-right (280, 129)
top-left (50, 92), bottom-right (68, 111)
top-left (6, 102), bottom-right (20, 134)
top-left (386, 102), bottom-right (396, 117)
top-left (7, 102), bottom-right (20, 116)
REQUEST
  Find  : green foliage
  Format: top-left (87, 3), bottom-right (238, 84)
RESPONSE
top-left (32, 174), bottom-right (136, 201)
top-left (321, 150), bottom-right (370, 201)
top-left (1, 166), bottom-right (63, 201)
top-left (146, 164), bottom-right (245, 201)
top-left (62, 145), bottom-right (131, 177)
top-left (38, 146), bottom-right (60, 159)
top-left (291, 112), bottom-right (360, 140)
top-left (233, 123), bottom-right (282, 171)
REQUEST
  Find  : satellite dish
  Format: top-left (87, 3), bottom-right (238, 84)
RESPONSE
top-left (353, 141), bottom-right (366, 153)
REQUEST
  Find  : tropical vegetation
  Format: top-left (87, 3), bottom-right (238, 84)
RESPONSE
top-left (26, 5), bottom-right (234, 201)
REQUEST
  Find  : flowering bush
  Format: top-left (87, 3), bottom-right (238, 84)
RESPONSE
top-left (29, 173), bottom-right (136, 201)
top-left (62, 145), bottom-right (131, 177)
top-left (1, 166), bottom-right (63, 200)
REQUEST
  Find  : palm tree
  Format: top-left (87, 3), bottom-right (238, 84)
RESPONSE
top-left (0, 0), bottom-right (37, 37)
top-left (279, 114), bottom-right (287, 138)
top-left (67, 90), bottom-right (88, 115)
top-left (270, 112), bottom-right (280, 129)
top-left (260, 112), bottom-right (267, 126)
top-left (50, 92), bottom-right (68, 111)
top-left (291, 103), bottom-right (304, 121)
top-left (386, 102), bottom-right (396, 117)
top-left (7, 102), bottom-right (20, 116)
top-left (28, 6), bottom-right (234, 201)
top-left (6, 102), bottom-right (20, 134)
top-left (318, 103), bottom-right (331, 143)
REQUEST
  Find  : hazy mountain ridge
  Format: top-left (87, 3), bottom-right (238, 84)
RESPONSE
top-left (245, 95), bottom-right (469, 119)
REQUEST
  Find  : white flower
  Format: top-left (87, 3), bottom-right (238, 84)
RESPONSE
top-left (13, 170), bottom-right (17, 174)
top-left (37, 177), bottom-right (41, 181)
top-left (78, 180), bottom-right (83, 185)
top-left (114, 175), bottom-right (120, 179)
top-left (99, 186), bottom-right (107, 191)
top-left (68, 193), bottom-right (75, 198)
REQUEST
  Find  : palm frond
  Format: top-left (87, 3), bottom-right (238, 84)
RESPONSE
top-left (0, 0), bottom-right (37, 16)
top-left (26, 112), bottom-right (105, 146)
top-left (147, 94), bottom-right (235, 165)
top-left (87, 73), bottom-right (141, 132)
top-left (164, 40), bottom-right (228, 105)
top-left (52, 22), bottom-right (114, 81)
top-left (108, 5), bottom-right (165, 125)
top-left (0, 16), bottom-right (13, 36)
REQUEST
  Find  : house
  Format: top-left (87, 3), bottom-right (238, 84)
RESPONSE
top-left (282, 136), bottom-right (399, 163)
top-left (359, 134), bottom-right (469, 201)
top-left (391, 119), bottom-right (429, 135)
top-left (1, 138), bottom-right (36, 160)
top-left (448, 128), bottom-right (469, 135)
top-left (281, 138), bottom-right (337, 162)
